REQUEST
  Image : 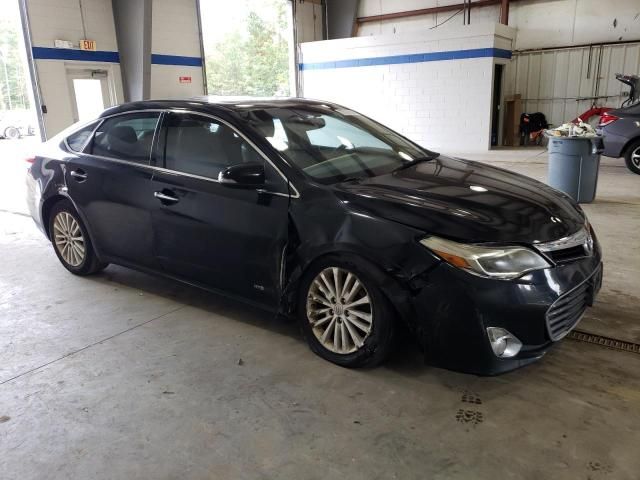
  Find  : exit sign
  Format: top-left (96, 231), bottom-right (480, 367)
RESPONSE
top-left (79, 40), bottom-right (97, 51)
top-left (179, 76), bottom-right (192, 84)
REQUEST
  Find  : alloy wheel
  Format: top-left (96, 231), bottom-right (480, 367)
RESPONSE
top-left (632, 146), bottom-right (640, 168)
top-left (53, 211), bottom-right (86, 267)
top-left (306, 267), bottom-right (373, 354)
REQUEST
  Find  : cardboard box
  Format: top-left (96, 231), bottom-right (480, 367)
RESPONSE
top-left (502, 94), bottom-right (522, 146)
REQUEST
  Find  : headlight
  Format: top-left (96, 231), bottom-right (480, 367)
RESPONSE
top-left (420, 235), bottom-right (550, 280)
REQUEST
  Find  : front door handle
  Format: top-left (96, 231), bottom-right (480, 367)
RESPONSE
top-left (154, 191), bottom-right (179, 204)
top-left (70, 169), bottom-right (87, 181)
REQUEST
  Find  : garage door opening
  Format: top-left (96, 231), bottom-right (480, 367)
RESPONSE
top-left (0, 0), bottom-right (39, 141)
top-left (0, 0), bottom-right (41, 216)
top-left (199, 0), bottom-right (295, 97)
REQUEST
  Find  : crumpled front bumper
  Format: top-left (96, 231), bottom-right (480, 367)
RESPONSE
top-left (409, 251), bottom-right (603, 375)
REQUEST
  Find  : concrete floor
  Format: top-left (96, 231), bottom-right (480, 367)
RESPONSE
top-left (1, 141), bottom-right (639, 479)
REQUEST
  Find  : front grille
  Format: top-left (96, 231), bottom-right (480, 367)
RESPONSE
top-left (546, 280), bottom-right (591, 341)
top-left (535, 226), bottom-right (594, 265)
top-left (546, 245), bottom-right (588, 264)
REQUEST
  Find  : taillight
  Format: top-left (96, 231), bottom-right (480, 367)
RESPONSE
top-left (598, 113), bottom-right (619, 127)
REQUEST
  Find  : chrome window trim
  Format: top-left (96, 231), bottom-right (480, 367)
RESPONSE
top-left (68, 107), bottom-right (299, 199)
top-left (149, 111), bottom-right (164, 166)
top-left (76, 152), bottom-right (289, 198)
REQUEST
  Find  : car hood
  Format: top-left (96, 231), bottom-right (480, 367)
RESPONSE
top-left (332, 156), bottom-right (584, 244)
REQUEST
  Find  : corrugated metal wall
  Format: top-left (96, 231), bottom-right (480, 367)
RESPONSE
top-left (504, 42), bottom-right (640, 127)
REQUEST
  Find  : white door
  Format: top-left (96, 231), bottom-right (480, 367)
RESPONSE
top-left (66, 68), bottom-right (114, 122)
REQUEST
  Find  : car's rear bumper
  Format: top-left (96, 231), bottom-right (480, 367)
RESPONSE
top-left (25, 167), bottom-right (46, 236)
top-left (409, 250), bottom-right (603, 375)
top-left (598, 127), bottom-right (627, 158)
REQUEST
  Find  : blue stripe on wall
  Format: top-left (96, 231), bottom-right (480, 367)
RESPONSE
top-left (151, 54), bottom-right (202, 67)
top-left (32, 47), bottom-right (120, 63)
top-left (300, 47), bottom-right (512, 70)
top-left (31, 48), bottom-right (203, 67)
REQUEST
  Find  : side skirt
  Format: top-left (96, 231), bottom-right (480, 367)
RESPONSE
top-left (98, 256), bottom-right (281, 315)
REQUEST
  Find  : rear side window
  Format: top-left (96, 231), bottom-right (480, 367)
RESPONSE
top-left (65, 122), bottom-right (98, 152)
top-left (90, 113), bottom-right (160, 163)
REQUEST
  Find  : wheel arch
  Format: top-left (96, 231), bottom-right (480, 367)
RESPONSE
top-left (621, 135), bottom-right (640, 158)
top-left (41, 194), bottom-right (67, 240)
top-left (41, 194), bottom-right (104, 260)
top-left (282, 248), bottom-right (416, 331)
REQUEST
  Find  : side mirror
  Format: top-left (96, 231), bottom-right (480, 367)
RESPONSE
top-left (218, 162), bottom-right (265, 188)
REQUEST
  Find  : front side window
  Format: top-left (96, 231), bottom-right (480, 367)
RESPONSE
top-left (241, 106), bottom-right (436, 184)
top-left (161, 113), bottom-right (263, 179)
top-left (90, 113), bottom-right (160, 163)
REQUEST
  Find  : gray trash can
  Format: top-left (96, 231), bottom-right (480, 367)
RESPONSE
top-left (546, 135), bottom-right (603, 203)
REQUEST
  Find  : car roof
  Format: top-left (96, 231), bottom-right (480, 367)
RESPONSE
top-left (99, 97), bottom-right (335, 118)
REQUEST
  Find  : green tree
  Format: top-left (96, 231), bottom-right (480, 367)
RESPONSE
top-left (0, 12), bottom-right (30, 110)
top-left (205, 0), bottom-right (290, 96)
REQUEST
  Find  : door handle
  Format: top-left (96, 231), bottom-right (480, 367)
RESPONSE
top-left (70, 170), bottom-right (87, 181)
top-left (154, 191), bottom-right (179, 204)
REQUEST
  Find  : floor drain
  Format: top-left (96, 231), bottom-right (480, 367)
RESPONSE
top-left (568, 330), bottom-right (640, 355)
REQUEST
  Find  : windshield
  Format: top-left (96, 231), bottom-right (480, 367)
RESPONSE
top-left (240, 104), bottom-right (437, 184)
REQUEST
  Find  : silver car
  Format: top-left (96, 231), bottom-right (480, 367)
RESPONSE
top-left (598, 102), bottom-right (640, 175)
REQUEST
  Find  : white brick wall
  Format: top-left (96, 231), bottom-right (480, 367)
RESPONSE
top-left (301, 24), bottom-right (514, 152)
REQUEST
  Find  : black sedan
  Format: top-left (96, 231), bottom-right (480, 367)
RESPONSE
top-left (26, 98), bottom-right (602, 375)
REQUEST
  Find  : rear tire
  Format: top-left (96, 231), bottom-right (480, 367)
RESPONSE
top-left (297, 255), bottom-right (395, 368)
top-left (48, 199), bottom-right (108, 275)
top-left (624, 139), bottom-right (640, 175)
top-left (3, 126), bottom-right (20, 140)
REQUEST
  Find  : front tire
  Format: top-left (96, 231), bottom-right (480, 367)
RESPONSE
top-left (298, 256), bottom-right (395, 368)
top-left (48, 200), bottom-right (107, 275)
top-left (624, 139), bottom-right (640, 175)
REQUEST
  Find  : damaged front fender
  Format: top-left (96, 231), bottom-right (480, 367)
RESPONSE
top-left (279, 186), bottom-right (441, 346)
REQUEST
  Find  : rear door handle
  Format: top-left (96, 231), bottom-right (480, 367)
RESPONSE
top-left (154, 191), bottom-right (179, 204)
top-left (70, 169), bottom-right (87, 181)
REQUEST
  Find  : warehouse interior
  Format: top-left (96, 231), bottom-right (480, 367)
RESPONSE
top-left (1, 1), bottom-right (639, 479)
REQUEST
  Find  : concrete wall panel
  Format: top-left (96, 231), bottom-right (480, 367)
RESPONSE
top-left (357, 0), bottom-right (640, 50)
top-left (150, 0), bottom-right (204, 99)
top-left (24, 0), bottom-right (124, 137)
top-left (504, 42), bottom-right (640, 128)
